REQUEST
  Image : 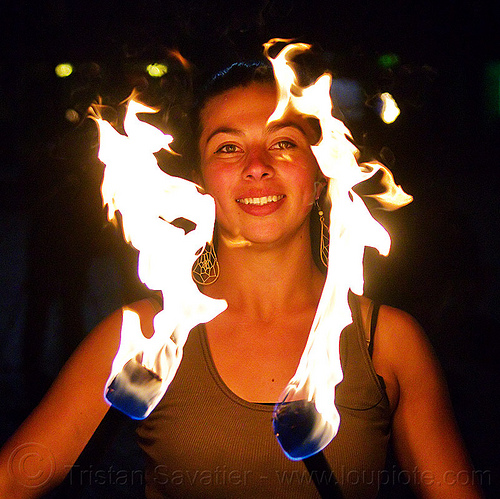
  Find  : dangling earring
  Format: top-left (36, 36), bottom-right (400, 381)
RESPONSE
top-left (316, 201), bottom-right (329, 268)
top-left (192, 242), bottom-right (219, 285)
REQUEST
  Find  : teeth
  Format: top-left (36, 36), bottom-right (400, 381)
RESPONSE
top-left (237, 195), bottom-right (284, 206)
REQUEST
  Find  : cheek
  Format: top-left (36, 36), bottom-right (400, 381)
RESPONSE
top-left (199, 163), bottom-right (217, 192)
top-left (294, 162), bottom-right (322, 196)
top-left (199, 165), bottom-right (230, 203)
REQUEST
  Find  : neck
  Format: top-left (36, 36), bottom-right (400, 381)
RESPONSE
top-left (203, 229), bottom-right (325, 320)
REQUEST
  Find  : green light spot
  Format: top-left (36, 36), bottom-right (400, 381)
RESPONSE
top-left (378, 53), bottom-right (400, 69)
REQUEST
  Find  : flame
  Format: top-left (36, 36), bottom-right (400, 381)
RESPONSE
top-left (379, 92), bottom-right (400, 124)
top-left (92, 99), bottom-right (226, 419)
top-left (167, 48), bottom-right (191, 70)
top-left (91, 41), bottom-right (411, 454)
top-left (265, 41), bottom-right (412, 459)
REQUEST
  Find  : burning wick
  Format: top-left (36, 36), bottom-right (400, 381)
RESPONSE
top-left (273, 394), bottom-right (333, 461)
top-left (92, 100), bottom-right (226, 419)
top-left (265, 40), bottom-right (412, 459)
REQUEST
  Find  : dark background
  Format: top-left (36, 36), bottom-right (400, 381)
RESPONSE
top-left (1, 0), bottom-right (498, 497)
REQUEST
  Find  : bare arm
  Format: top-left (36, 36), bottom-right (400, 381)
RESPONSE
top-left (374, 305), bottom-right (484, 498)
top-left (0, 298), bottom-right (158, 498)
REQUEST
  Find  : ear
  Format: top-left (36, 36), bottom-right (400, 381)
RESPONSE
top-left (314, 175), bottom-right (328, 200)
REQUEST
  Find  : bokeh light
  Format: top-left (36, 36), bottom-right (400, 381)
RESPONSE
top-left (55, 63), bottom-right (74, 78)
top-left (377, 53), bottom-right (400, 69)
top-left (65, 109), bottom-right (80, 123)
top-left (485, 61), bottom-right (500, 118)
top-left (146, 63), bottom-right (168, 77)
top-left (379, 92), bottom-right (400, 124)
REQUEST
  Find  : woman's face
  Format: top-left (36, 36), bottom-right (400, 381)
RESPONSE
top-left (198, 82), bottom-right (324, 247)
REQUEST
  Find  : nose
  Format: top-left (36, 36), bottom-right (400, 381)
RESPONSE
top-left (243, 149), bottom-right (274, 181)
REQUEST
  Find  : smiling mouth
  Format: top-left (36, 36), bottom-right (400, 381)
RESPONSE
top-left (236, 195), bottom-right (285, 206)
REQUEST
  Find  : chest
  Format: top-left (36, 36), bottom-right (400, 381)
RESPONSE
top-left (205, 313), bottom-right (313, 403)
top-left (136, 323), bottom-right (392, 499)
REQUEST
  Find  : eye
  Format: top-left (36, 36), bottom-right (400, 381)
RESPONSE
top-left (215, 143), bottom-right (241, 154)
top-left (270, 140), bottom-right (296, 150)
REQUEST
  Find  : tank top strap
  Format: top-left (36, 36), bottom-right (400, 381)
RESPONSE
top-left (367, 300), bottom-right (381, 359)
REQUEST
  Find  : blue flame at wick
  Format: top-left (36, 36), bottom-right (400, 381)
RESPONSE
top-left (272, 399), bottom-right (333, 461)
top-left (106, 359), bottom-right (162, 420)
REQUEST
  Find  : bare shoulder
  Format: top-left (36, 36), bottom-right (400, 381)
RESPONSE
top-left (31, 295), bottom-right (161, 417)
top-left (360, 298), bottom-right (484, 497)
top-left (89, 296), bottom-right (161, 343)
top-left (0, 297), bottom-right (161, 497)
top-left (370, 303), bottom-right (484, 497)
top-left (374, 303), bottom-right (439, 381)
top-left (63, 296), bottom-right (160, 389)
top-left (356, 295), bottom-right (427, 348)
top-left (356, 296), bottom-right (439, 412)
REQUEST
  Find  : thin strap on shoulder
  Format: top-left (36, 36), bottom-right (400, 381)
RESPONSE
top-left (367, 301), bottom-right (381, 358)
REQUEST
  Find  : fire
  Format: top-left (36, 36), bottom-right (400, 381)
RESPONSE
top-left (92, 99), bottom-right (226, 419)
top-left (92, 41), bottom-right (411, 458)
top-left (265, 40), bottom-right (412, 459)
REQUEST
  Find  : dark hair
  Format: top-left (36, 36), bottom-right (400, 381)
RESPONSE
top-left (186, 61), bottom-right (275, 169)
top-left (197, 60), bottom-right (275, 107)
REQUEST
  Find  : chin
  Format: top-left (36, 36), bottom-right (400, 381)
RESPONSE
top-left (218, 228), bottom-right (282, 248)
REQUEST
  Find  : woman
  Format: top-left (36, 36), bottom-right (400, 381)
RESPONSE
top-left (0, 61), bottom-right (483, 498)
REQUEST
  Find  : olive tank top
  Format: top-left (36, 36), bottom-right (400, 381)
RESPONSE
top-left (136, 297), bottom-right (391, 498)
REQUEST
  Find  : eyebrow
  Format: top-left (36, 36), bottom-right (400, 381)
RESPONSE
top-left (205, 127), bottom-right (243, 146)
top-left (204, 121), bottom-right (308, 146)
top-left (266, 120), bottom-right (308, 137)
